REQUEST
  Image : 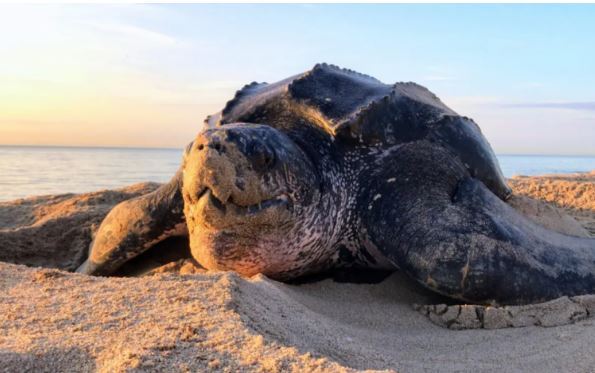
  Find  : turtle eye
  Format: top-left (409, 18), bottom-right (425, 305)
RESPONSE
top-left (263, 147), bottom-right (276, 168)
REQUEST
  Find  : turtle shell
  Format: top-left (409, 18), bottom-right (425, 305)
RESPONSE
top-left (204, 63), bottom-right (511, 199)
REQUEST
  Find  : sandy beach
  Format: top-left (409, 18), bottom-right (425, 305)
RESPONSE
top-left (2, 3), bottom-right (594, 372)
top-left (0, 172), bottom-right (594, 372)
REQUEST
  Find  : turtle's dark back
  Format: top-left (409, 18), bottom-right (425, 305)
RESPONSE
top-left (203, 63), bottom-right (511, 199)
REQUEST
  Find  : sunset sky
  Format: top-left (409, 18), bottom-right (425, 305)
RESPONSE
top-left (1, 4), bottom-right (594, 155)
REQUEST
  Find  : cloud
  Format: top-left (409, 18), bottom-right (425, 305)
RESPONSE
top-left (442, 96), bottom-right (502, 107)
top-left (84, 21), bottom-right (181, 47)
top-left (442, 97), bottom-right (595, 113)
top-left (501, 102), bottom-right (595, 112)
top-left (421, 75), bottom-right (456, 82)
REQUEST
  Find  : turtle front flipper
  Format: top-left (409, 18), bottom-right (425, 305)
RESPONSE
top-left (361, 141), bottom-right (595, 305)
top-left (76, 168), bottom-right (185, 276)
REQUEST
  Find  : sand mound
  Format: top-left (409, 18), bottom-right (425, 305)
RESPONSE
top-left (509, 171), bottom-right (595, 235)
top-left (0, 183), bottom-right (160, 271)
top-left (0, 172), bottom-right (594, 371)
top-left (0, 263), bottom-right (343, 372)
top-left (507, 194), bottom-right (590, 237)
top-left (1, 263), bottom-right (594, 372)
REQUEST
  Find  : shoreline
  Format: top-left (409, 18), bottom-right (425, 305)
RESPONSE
top-left (1, 149), bottom-right (593, 202)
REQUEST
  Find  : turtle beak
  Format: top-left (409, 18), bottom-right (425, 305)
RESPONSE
top-left (184, 131), bottom-right (234, 205)
top-left (184, 127), bottom-right (282, 208)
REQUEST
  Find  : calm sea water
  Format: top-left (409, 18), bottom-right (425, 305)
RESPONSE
top-left (0, 145), bottom-right (593, 202)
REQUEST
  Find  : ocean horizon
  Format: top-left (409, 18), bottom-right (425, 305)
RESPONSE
top-left (1, 144), bottom-right (594, 202)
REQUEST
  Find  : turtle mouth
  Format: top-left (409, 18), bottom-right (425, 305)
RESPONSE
top-left (196, 187), bottom-right (291, 216)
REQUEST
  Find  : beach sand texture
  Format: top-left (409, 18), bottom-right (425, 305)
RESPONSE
top-left (0, 172), bottom-right (594, 372)
top-left (509, 171), bottom-right (595, 236)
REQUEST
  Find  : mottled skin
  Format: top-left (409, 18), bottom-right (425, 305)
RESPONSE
top-left (77, 64), bottom-right (595, 306)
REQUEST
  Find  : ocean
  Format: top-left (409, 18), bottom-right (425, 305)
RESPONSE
top-left (0, 145), bottom-right (593, 202)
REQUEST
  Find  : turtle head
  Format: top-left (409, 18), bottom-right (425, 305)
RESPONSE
top-left (183, 123), bottom-right (326, 279)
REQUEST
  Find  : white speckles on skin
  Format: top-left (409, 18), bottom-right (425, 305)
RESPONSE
top-left (373, 194), bottom-right (382, 201)
top-left (183, 129), bottom-right (356, 280)
top-left (387, 178), bottom-right (396, 183)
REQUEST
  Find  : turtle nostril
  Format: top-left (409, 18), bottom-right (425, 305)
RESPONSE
top-left (249, 141), bottom-right (276, 171)
top-left (203, 137), bottom-right (224, 153)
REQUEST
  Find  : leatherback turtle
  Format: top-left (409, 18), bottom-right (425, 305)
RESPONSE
top-left (77, 64), bottom-right (595, 305)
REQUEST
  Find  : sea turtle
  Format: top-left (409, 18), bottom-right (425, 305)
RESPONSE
top-left (77, 64), bottom-right (595, 306)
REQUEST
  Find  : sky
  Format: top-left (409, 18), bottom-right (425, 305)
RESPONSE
top-left (0, 4), bottom-right (594, 155)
